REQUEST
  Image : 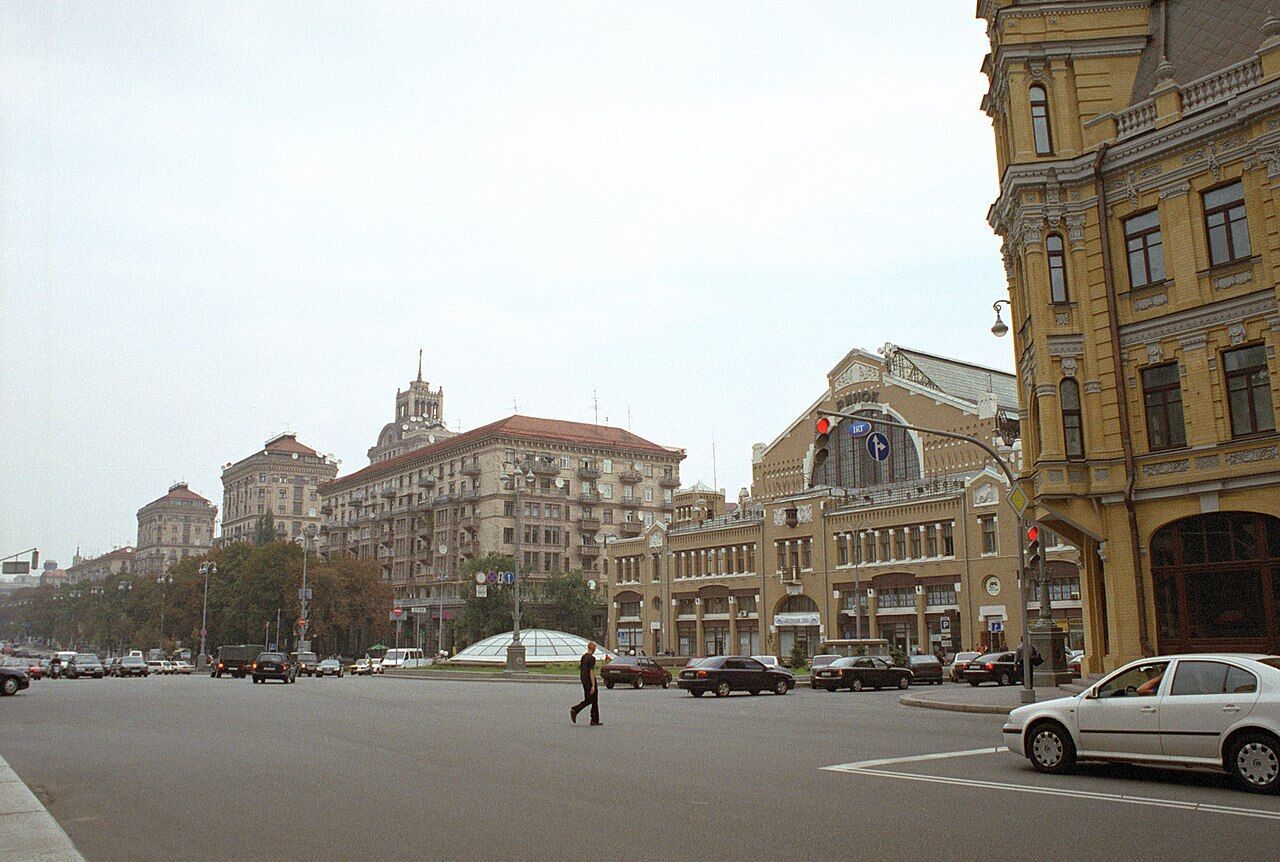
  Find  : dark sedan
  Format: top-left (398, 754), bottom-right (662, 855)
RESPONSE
top-left (907, 654), bottom-right (945, 685)
top-left (250, 652), bottom-right (295, 684)
top-left (601, 656), bottom-right (671, 690)
top-left (1, 663), bottom-right (30, 696)
top-left (116, 656), bottom-right (149, 678)
top-left (813, 656), bottom-right (913, 691)
top-left (962, 651), bottom-right (1019, 686)
top-left (66, 653), bottom-right (105, 679)
top-left (677, 656), bottom-right (794, 697)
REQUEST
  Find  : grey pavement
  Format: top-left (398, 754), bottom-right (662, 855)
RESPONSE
top-left (1, 675), bottom-right (1277, 862)
top-left (0, 753), bottom-right (85, 862)
top-left (899, 682), bottom-right (1078, 714)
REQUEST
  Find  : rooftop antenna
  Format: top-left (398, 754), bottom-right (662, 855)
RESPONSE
top-left (592, 390), bottom-right (599, 424)
top-left (417, 349), bottom-right (423, 382)
top-left (512, 398), bottom-right (518, 414)
top-left (712, 438), bottom-right (718, 493)
top-left (626, 405), bottom-right (632, 430)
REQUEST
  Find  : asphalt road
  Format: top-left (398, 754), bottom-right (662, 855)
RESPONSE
top-left (1, 674), bottom-right (1278, 862)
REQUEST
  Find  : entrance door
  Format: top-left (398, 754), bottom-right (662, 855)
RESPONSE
top-left (1076, 660), bottom-right (1169, 758)
top-left (1159, 659), bottom-right (1261, 761)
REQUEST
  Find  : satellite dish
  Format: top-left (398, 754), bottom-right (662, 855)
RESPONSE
top-left (587, 579), bottom-right (597, 590)
top-left (428, 435), bottom-right (436, 444)
top-left (438, 544), bottom-right (449, 555)
top-left (291, 452), bottom-right (299, 460)
top-left (401, 423), bottom-right (409, 431)
top-left (634, 462), bottom-right (642, 470)
top-left (554, 477), bottom-right (566, 488)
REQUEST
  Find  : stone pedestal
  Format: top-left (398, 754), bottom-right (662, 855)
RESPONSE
top-left (504, 642), bottom-right (527, 675)
top-left (1030, 623), bottom-right (1072, 687)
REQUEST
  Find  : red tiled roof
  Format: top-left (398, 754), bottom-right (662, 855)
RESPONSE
top-left (264, 433), bottom-right (320, 457)
top-left (145, 483), bottom-right (212, 506)
top-left (325, 414), bottom-right (681, 491)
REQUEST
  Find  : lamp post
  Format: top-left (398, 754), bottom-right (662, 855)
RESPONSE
top-left (157, 573), bottom-right (173, 644)
top-left (197, 562), bottom-right (216, 671)
top-left (296, 525), bottom-right (316, 652)
top-left (506, 460), bottom-right (536, 674)
top-left (117, 580), bottom-right (132, 655)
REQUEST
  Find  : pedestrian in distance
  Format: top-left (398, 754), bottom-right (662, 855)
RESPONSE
top-left (570, 641), bottom-right (605, 726)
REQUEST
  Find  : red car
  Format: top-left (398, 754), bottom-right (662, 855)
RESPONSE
top-left (601, 656), bottom-right (672, 689)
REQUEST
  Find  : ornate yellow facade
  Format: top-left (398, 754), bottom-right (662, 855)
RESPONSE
top-left (981, 1), bottom-right (1280, 671)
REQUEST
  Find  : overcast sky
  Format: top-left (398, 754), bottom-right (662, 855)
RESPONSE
top-left (0, 2), bottom-right (1003, 571)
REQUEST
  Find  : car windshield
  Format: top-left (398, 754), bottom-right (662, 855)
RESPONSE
top-left (831, 657), bottom-right (858, 668)
top-left (122, 657), bottom-right (144, 665)
top-left (320, 659), bottom-right (338, 666)
top-left (910, 656), bottom-right (939, 665)
top-left (258, 653), bottom-right (285, 662)
top-left (76, 654), bottom-right (99, 663)
top-left (297, 654), bottom-right (317, 662)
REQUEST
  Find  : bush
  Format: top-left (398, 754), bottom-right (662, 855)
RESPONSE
top-left (889, 646), bottom-right (908, 668)
top-left (789, 640), bottom-right (809, 671)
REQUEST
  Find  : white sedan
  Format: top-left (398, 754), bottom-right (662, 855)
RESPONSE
top-left (1004, 653), bottom-right (1280, 793)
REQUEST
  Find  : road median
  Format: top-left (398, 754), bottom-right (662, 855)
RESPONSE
top-left (899, 684), bottom-right (1080, 715)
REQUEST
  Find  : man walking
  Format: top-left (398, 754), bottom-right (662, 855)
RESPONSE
top-left (570, 641), bottom-right (603, 726)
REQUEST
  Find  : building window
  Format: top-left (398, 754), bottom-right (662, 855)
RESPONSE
top-left (926, 584), bottom-right (957, 607)
top-left (1047, 233), bottom-right (1069, 303)
top-left (981, 516), bottom-right (997, 555)
top-left (1060, 378), bottom-right (1085, 460)
top-left (1142, 362), bottom-right (1187, 450)
top-left (836, 537), bottom-right (848, 566)
top-left (1224, 344), bottom-right (1275, 437)
top-left (878, 531), bottom-right (891, 561)
top-left (941, 523), bottom-right (954, 556)
top-left (893, 530), bottom-right (906, 560)
top-left (1124, 209), bottom-right (1165, 289)
top-left (909, 528), bottom-right (921, 558)
top-left (1029, 85), bottom-right (1052, 155)
top-left (924, 526), bottom-right (936, 558)
top-left (602, 459), bottom-right (612, 474)
top-left (1203, 181), bottom-right (1250, 266)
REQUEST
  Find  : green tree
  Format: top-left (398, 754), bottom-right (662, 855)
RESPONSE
top-left (454, 553), bottom-right (517, 647)
top-left (789, 639), bottom-right (809, 672)
top-left (538, 569), bottom-right (598, 638)
top-left (253, 511), bottom-right (277, 546)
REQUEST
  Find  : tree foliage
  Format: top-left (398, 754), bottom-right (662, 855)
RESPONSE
top-left (253, 511), bottom-right (277, 546)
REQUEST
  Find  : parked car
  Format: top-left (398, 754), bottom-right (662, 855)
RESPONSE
top-left (290, 651), bottom-right (321, 677)
top-left (948, 651), bottom-right (983, 682)
top-left (0, 663), bottom-right (30, 696)
top-left (66, 653), bottom-right (105, 679)
top-left (348, 658), bottom-right (378, 676)
top-left (160, 660), bottom-right (176, 674)
top-left (378, 648), bottom-right (427, 670)
top-left (116, 656), bottom-right (149, 677)
top-left (172, 661), bottom-right (193, 675)
top-left (751, 655), bottom-right (780, 670)
top-left (1068, 653), bottom-right (1085, 679)
top-left (813, 655), bottom-right (913, 691)
top-left (146, 660), bottom-right (166, 675)
top-left (1005, 654), bottom-right (1280, 794)
top-left (677, 655), bottom-right (794, 697)
top-left (963, 651), bottom-right (1020, 687)
top-left (1, 657), bottom-right (36, 682)
top-left (807, 654), bottom-right (842, 689)
top-left (250, 652), bottom-right (295, 684)
top-left (907, 654), bottom-right (945, 685)
top-left (601, 655), bottom-right (671, 689)
top-left (315, 658), bottom-right (343, 678)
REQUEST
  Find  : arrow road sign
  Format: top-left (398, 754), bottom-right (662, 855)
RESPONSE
top-left (866, 431), bottom-right (890, 462)
top-left (502, 571), bottom-right (515, 585)
top-left (846, 420), bottom-right (872, 438)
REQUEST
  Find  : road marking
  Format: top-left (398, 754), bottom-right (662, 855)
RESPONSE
top-left (822, 753), bottom-right (1280, 822)
top-left (823, 747), bottom-right (1004, 771)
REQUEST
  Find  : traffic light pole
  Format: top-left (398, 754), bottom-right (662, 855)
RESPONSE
top-left (816, 409), bottom-right (1039, 703)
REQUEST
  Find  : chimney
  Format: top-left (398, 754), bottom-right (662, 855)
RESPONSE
top-left (977, 391), bottom-right (998, 420)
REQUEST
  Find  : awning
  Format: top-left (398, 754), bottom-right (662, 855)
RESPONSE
top-left (774, 612), bottom-right (821, 627)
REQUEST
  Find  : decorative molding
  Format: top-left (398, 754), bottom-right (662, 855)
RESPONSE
top-left (1133, 292), bottom-right (1169, 311)
top-left (1064, 212), bottom-right (1086, 245)
top-left (1084, 380), bottom-right (1103, 394)
top-left (1261, 149), bottom-right (1280, 179)
top-left (1226, 446), bottom-right (1278, 465)
top-left (1061, 356), bottom-right (1078, 378)
top-left (1213, 269), bottom-right (1254, 290)
top-left (1229, 322), bottom-right (1247, 344)
top-left (1118, 289), bottom-right (1278, 348)
top-left (1158, 181), bottom-right (1190, 200)
top-left (1055, 312), bottom-right (1071, 326)
top-left (1093, 467), bottom-right (1110, 481)
top-left (1047, 334), bottom-right (1084, 356)
top-left (1179, 333), bottom-right (1208, 351)
top-left (1034, 384), bottom-right (1057, 397)
top-left (1195, 455), bottom-right (1220, 470)
top-left (1142, 459), bottom-right (1190, 477)
top-left (1146, 343), bottom-right (1163, 364)
top-left (1047, 469), bottom-right (1065, 482)
top-left (833, 361), bottom-right (881, 391)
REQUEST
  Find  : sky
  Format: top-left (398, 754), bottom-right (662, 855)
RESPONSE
top-left (0, 1), bottom-right (1004, 572)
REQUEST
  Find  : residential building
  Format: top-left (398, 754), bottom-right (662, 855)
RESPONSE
top-left (135, 483), bottom-right (217, 576)
top-left (220, 433), bottom-right (338, 544)
top-left (318, 414), bottom-right (683, 651)
top-left (65, 547), bottom-right (135, 585)
top-left (980, 1), bottom-right (1280, 671)
top-left (605, 345), bottom-right (1082, 659)
top-left (368, 353), bottom-right (455, 464)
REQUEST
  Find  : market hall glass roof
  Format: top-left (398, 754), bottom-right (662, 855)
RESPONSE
top-left (449, 630), bottom-right (616, 665)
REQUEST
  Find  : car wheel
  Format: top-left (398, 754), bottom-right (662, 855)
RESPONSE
top-left (999, 673), bottom-right (1012, 686)
top-left (605, 681), bottom-right (615, 690)
top-left (852, 678), bottom-right (864, 692)
top-left (633, 677), bottom-right (644, 690)
top-left (691, 690), bottom-right (704, 697)
top-left (1226, 731), bottom-right (1280, 794)
top-left (1, 677), bottom-right (18, 696)
top-left (1027, 720), bottom-right (1077, 775)
top-left (968, 680), bottom-right (979, 687)
top-left (662, 680), bottom-right (669, 689)
top-left (715, 680), bottom-right (731, 698)
top-left (897, 676), bottom-right (910, 690)
top-left (825, 685), bottom-right (836, 693)
top-left (773, 678), bottom-right (789, 696)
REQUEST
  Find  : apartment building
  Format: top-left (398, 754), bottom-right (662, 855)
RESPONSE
top-left (135, 483), bottom-right (217, 576)
top-left (220, 433), bottom-right (338, 544)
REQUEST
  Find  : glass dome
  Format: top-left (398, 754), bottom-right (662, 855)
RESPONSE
top-left (450, 630), bottom-right (615, 666)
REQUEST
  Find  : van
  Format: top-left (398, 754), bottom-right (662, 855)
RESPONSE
top-left (379, 648), bottom-right (427, 669)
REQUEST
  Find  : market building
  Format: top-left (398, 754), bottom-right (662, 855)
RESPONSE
top-left (605, 345), bottom-right (1082, 660)
top-left (980, 1), bottom-right (1280, 671)
top-left (219, 433), bottom-right (338, 544)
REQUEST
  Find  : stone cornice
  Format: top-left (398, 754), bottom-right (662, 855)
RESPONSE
top-left (1118, 289), bottom-right (1278, 350)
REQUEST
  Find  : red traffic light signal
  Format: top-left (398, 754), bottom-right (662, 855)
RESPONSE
top-left (812, 416), bottom-right (834, 475)
top-left (816, 416), bottom-right (832, 435)
top-left (1026, 525), bottom-right (1039, 543)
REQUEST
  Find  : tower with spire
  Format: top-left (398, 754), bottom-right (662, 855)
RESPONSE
top-left (369, 350), bottom-right (454, 463)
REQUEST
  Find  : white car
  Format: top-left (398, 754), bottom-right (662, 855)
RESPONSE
top-left (1004, 653), bottom-right (1280, 793)
top-left (172, 661), bottom-right (193, 675)
top-left (146, 660), bottom-right (166, 675)
top-left (751, 655), bottom-right (780, 670)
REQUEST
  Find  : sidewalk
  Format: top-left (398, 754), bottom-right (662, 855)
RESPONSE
top-left (900, 683), bottom-right (1081, 715)
top-left (0, 753), bottom-right (85, 862)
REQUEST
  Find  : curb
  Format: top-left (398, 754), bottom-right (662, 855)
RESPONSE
top-left (386, 671), bottom-right (579, 684)
top-left (0, 752), bottom-right (85, 862)
top-left (898, 694), bottom-right (1013, 715)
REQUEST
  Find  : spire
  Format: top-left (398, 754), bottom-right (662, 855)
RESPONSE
top-left (417, 349), bottom-right (423, 382)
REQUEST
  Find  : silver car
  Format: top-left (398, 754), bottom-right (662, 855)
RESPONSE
top-left (1004, 653), bottom-right (1280, 793)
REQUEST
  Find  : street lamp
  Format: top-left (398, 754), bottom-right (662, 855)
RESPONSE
top-left (296, 525), bottom-right (317, 652)
top-left (990, 300), bottom-right (1011, 338)
top-left (117, 580), bottom-right (133, 655)
top-left (157, 573), bottom-right (173, 644)
top-left (506, 459), bottom-right (536, 674)
top-left (197, 562), bottom-right (217, 671)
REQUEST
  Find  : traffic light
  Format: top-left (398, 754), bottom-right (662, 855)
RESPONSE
top-left (1026, 525), bottom-right (1042, 569)
top-left (31, 550), bottom-right (39, 571)
top-left (813, 416), bottom-right (833, 471)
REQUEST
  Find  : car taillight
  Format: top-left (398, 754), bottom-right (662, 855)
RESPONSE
top-left (696, 670), bottom-right (707, 678)
top-left (283, 663), bottom-right (290, 669)
top-left (985, 662), bottom-right (995, 670)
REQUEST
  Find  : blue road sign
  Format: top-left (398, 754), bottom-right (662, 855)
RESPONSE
top-left (847, 420), bottom-right (872, 438)
top-left (988, 620), bottom-right (1004, 633)
top-left (502, 571), bottom-right (515, 585)
top-left (866, 431), bottom-right (890, 462)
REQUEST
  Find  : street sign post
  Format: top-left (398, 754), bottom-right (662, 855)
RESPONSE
top-left (476, 585), bottom-right (488, 598)
top-left (866, 431), bottom-right (890, 462)
top-left (846, 420), bottom-right (872, 438)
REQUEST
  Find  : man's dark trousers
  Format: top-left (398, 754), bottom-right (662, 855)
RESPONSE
top-left (572, 683), bottom-right (599, 724)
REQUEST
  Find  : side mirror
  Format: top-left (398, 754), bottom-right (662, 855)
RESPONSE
top-left (1084, 685), bottom-right (1099, 700)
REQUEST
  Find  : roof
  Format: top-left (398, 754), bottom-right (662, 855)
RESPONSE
top-left (326, 414), bottom-right (681, 491)
top-left (1130, 0), bottom-right (1272, 104)
top-left (264, 433), bottom-right (320, 457)
top-left (889, 346), bottom-right (1018, 411)
top-left (143, 483), bottom-right (212, 508)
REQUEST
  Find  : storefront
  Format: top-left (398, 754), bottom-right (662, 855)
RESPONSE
top-left (774, 594), bottom-right (821, 659)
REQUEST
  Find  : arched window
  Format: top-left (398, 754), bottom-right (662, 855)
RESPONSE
top-left (1047, 233), bottom-right (1069, 302)
top-left (809, 410), bottom-right (922, 489)
top-left (1030, 85), bottom-right (1053, 155)
top-left (1060, 379), bottom-right (1084, 460)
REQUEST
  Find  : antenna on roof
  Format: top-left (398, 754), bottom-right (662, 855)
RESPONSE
top-left (417, 348), bottom-right (424, 382)
top-left (512, 398), bottom-right (518, 414)
top-left (592, 390), bottom-right (599, 424)
top-left (627, 405), bottom-right (631, 430)
top-left (712, 439), bottom-right (718, 494)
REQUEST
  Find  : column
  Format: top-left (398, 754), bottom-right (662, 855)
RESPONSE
top-left (867, 589), bottom-right (879, 640)
top-left (728, 596), bottom-right (738, 654)
top-left (915, 586), bottom-right (928, 652)
top-left (695, 598), bottom-right (705, 658)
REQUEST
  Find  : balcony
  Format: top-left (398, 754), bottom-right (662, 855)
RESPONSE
top-left (619, 496), bottom-right (641, 509)
top-left (417, 475), bottom-right (436, 488)
top-left (578, 516), bottom-right (601, 531)
top-left (579, 491), bottom-right (601, 505)
top-left (580, 543), bottom-right (602, 557)
top-left (659, 500), bottom-right (673, 512)
top-left (461, 463), bottom-right (481, 477)
top-left (381, 488), bottom-right (397, 500)
top-left (659, 476), bottom-right (680, 488)
top-left (577, 464), bottom-right (601, 480)
top-left (618, 469), bottom-right (642, 484)
top-left (620, 521), bottom-right (644, 537)
top-left (530, 460), bottom-right (561, 476)
top-left (459, 487), bottom-right (478, 501)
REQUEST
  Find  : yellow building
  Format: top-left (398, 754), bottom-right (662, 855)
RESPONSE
top-left (980, 1), bottom-right (1280, 672)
